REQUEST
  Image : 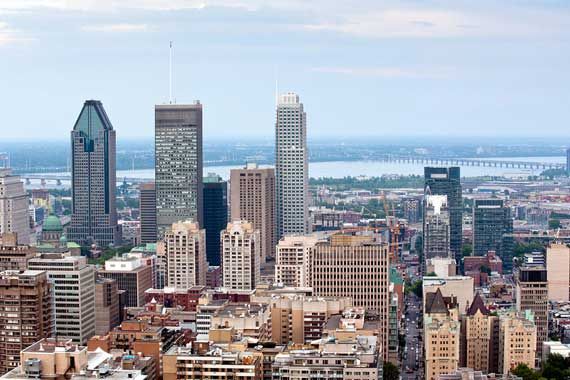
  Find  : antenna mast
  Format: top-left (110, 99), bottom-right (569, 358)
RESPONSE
top-left (169, 41), bottom-right (173, 104)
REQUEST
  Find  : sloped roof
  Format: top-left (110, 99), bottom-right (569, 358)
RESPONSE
top-left (467, 292), bottom-right (489, 316)
top-left (425, 288), bottom-right (449, 315)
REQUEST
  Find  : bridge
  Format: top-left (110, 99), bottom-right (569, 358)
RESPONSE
top-left (23, 174), bottom-right (151, 186)
top-left (381, 155), bottom-right (565, 170)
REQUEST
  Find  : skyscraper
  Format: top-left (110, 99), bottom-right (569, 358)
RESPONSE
top-left (221, 220), bottom-right (260, 291)
top-left (275, 93), bottom-right (308, 238)
top-left (0, 270), bottom-right (52, 375)
top-left (68, 100), bottom-right (119, 247)
top-left (28, 253), bottom-right (95, 344)
top-left (0, 169), bottom-right (30, 244)
top-left (424, 167), bottom-right (462, 259)
top-left (203, 173), bottom-right (227, 266)
top-left (546, 242), bottom-right (570, 301)
top-left (473, 199), bottom-right (513, 268)
top-left (164, 220), bottom-right (207, 288)
top-left (516, 266), bottom-right (548, 361)
top-left (139, 182), bottom-right (157, 244)
top-left (423, 195), bottom-right (451, 260)
top-left (155, 102), bottom-right (203, 236)
top-left (230, 163), bottom-right (276, 263)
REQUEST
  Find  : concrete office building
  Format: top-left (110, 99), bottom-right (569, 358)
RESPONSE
top-left (275, 93), bottom-right (309, 237)
top-left (423, 195), bottom-right (451, 260)
top-left (0, 169), bottom-right (30, 245)
top-left (546, 242), bottom-right (570, 301)
top-left (274, 234), bottom-right (318, 287)
top-left (94, 277), bottom-right (120, 336)
top-left (0, 270), bottom-right (52, 375)
top-left (202, 173), bottom-right (227, 266)
top-left (68, 100), bottom-right (119, 247)
top-left (516, 266), bottom-right (548, 360)
top-left (230, 164), bottom-right (276, 262)
top-left (498, 311), bottom-right (537, 374)
top-left (99, 256), bottom-right (152, 307)
top-left (473, 199), bottom-right (513, 269)
top-left (424, 167), bottom-right (462, 259)
top-left (155, 103), bottom-right (203, 236)
top-left (139, 182), bottom-right (157, 244)
top-left (311, 230), bottom-right (389, 361)
top-left (28, 253), bottom-right (95, 344)
top-left (163, 220), bottom-right (207, 288)
top-left (221, 221), bottom-right (260, 291)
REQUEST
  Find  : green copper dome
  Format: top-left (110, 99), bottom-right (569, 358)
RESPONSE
top-left (43, 215), bottom-right (63, 232)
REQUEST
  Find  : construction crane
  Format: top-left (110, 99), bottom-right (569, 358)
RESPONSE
top-left (380, 191), bottom-right (402, 262)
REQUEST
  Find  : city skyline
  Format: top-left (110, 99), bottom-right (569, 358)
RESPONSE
top-left (1, 1), bottom-right (570, 139)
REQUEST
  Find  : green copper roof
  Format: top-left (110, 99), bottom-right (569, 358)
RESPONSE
top-left (43, 215), bottom-right (63, 232)
top-left (390, 267), bottom-right (404, 285)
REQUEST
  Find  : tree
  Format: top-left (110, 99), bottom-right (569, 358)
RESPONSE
top-left (549, 219), bottom-right (561, 229)
top-left (511, 363), bottom-right (541, 380)
top-left (462, 244), bottom-right (473, 256)
top-left (383, 362), bottom-right (400, 380)
top-left (426, 272), bottom-right (437, 277)
top-left (480, 265), bottom-right (492, 275)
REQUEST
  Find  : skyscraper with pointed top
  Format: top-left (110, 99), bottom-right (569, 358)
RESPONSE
top-left (68, 100), bottom-right (120, 247)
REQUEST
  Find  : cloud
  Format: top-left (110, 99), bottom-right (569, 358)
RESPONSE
top-left (0, 21), bottom-right (34, 46)
top-left (311, 66), bottom-right (455, 79)
top-left (81, 23), bottom-right (151, 33)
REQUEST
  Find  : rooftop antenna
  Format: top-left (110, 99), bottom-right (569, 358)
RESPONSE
top-left (169, 41), bottom-right (173, 104)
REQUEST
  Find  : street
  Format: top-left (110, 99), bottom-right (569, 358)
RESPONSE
top-left (401, 265), bottom-right (423, 380)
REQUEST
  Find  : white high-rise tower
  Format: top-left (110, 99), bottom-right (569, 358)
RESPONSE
top-left (275, 92), bottom-right (309, 237)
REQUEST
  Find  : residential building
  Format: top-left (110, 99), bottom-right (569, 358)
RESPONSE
top-left (252, 294), bottom-right (351, 345)
top-left (155, 103), bottom-right (203, 236)
top-left (202, 173), bottom-right (227, 266)
top-left (28, 253), bottom-right (95, 344)
top-left (461, 293), bottom-right (498, 373)
top-left (0, 169), bottom-right (30, 245)
top-left (274, 234), bottom-right (318, 287)
top-left (68, 100), bottom-right (119, 247)
top-left (208, 303), bottom-right (270, 342)
top-left (275, 92), bottom-right (309, 238)
top-left (546, 242), bottom-right (570, 301)
top-left (498, 311), bottom-right (536, 374)
top-left (95, 277), bottom-right (120, 336)
top-left (144, 286), bottom-right (205, 312)
top-left (163, 220), bottom-right (207, 288)
top-left (311, 230), bottom-right (389, 360)
top-left (272, 335), bottom-right (382, 380)
top-left (473, 199), bottom-right (513, 270)
top-left (99, 256), bottom-right (153, 307)
top-left (424, 167), bottom-right (462, 259)
top-left (516, 266), bottom-right (548, 360)
top-left (0, 270), bottom-right (52, 375)
top-left (423, 195), bottom-right (451, 260)
top-left (221, 221), bottom-right (260, 291)
top-left (139, 182), bottom-right (157, 244)
top-left (424, 289), bottom-right (460, 380)
top-left (230, 164), bottom-right (276, 262)
top-left (162, 343), bottom-right (263, 380)
top-left (426, 257), bottom-right (457, 277)
top-left (0, 233), bottom-right (35, 272)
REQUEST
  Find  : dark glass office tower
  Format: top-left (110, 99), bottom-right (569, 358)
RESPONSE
top-left (68, 100), bottom-right (120, 247)
top-left (203, 173), bottom-right (227, 266)
top-left (424, 167), bottom-right (462, 259)
top-left (473, 199), bottom-right (513, 270)
top-left (155, 102), bottom-right (203, 237)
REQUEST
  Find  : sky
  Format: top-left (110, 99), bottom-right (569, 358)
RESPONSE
top-left (1, 0), bottom-right (570, 141)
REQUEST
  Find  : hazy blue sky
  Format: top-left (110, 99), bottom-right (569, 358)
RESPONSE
top-left (1, 0), bottom-right (569, 140)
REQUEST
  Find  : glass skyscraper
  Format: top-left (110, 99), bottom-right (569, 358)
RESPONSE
top-left (68, 100), bottom-right (120, 247)
top-left (155, 102), bottom-right (203, 237)
top-left (473, 198), bottom-right (514, 270)
top-left (424, 167), bottom-right (462, 259)
top-left (203, 173), bottom-right (227, 266)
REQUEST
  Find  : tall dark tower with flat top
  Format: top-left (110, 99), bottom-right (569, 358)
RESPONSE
top-left (68, 100), bottom-right (120, 247)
